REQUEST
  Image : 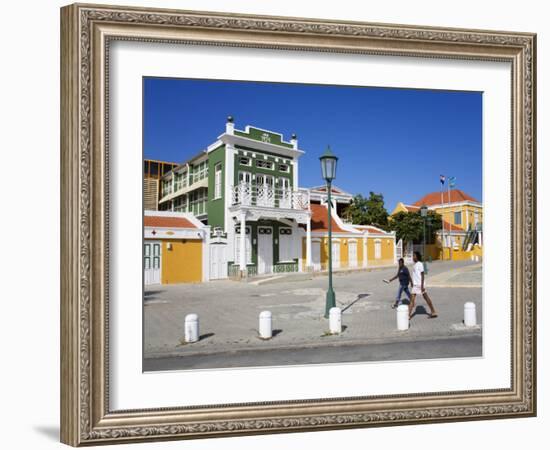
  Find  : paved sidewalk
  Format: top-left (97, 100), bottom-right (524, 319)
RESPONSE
top-left (144, 260), bottom-right (482, 362)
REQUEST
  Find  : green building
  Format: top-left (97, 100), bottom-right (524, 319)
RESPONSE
top-left (157, 117), bottom-right (312, 278)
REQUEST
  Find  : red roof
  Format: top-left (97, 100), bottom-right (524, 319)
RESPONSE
top-left (413, 189), bottom-right (479, 206)
top-left (361, 226), bottom-right (388, 234)
top-left (442, 220), bottom-right (464, 232)
top-left (310, 203), bottom-right (347, 232)
top-left (144, 215), bottom-right (198, 229)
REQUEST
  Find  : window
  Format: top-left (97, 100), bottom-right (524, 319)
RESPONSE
top-left (278, 163), bottom-right (289, 173)
top-left (256, 159), bottom-right (273, 170)
top-left (454, 211), bottom-right (462, 225)
top-left (189, 188), bottom-right (207, 215)
top-left (161, 179), bottom-right (172, 197)
top-left (278, 228), bottom-right (293, 262)
top-left (174, 172), bottom-right (185, 191)
top-left (239, 157), bottom-right (251, 166)
top-left (192, 161), bottom-right (208, 183)
top-left (214, 163), bottom-right (222, 199)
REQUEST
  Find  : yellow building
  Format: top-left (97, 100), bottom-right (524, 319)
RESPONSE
top-left (302, 202), bottom-right (396, 271)
top-left (391, 189), bottom-right (483, 260)
top-left (144, 211), bottom-right (209, 284)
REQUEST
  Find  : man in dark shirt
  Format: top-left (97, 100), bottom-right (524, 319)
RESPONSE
top-left (383, 258), bottom-right (412, 309)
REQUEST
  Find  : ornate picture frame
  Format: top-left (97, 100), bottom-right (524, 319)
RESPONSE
top-left (60, 3), bottom-right (536, 446)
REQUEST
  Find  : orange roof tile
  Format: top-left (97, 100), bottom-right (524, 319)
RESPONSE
top-left (144, 215), bottom-right (198, 229)
top-left (310, 203), bottom-right (347, 232)
top-left (441, 220), bottom-right (464, 232)
top-left (413, 189), bottom-right (479, 206)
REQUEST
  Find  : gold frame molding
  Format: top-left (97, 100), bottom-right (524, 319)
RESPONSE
top-left (60, 3), bottom-right (536, 446)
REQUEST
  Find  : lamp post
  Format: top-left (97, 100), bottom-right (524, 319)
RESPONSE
top-left (320, 146), bottom-right (338, 318)
top-left (420, 205), bottom-right (428, 274)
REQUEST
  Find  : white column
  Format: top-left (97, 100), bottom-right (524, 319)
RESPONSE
top-left (224, 143), bottom-right (235, 234)
top-left (202, 226), bottom-right (211, 282)
top-left (392, 231), bottom-right (397, 264)
top-left (306, 217), bottom-right (312, 269)
top-left (239, 213), bottom-right (246, 271)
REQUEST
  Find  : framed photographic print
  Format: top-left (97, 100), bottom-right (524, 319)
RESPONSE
top-left (60, 3), bottom-right (536, 446)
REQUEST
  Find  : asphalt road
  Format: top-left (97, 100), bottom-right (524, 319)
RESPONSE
top-left (144, 334), bottom-right (482, 372)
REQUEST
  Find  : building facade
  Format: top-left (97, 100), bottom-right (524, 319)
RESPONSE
top-left (146, 117), bottom-right (395, 283)
top-left (391, 188), bottom-right (483, 260)
top-left (143, 159), bottom-right (178, 210)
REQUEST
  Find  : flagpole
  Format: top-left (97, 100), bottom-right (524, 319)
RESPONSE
top-left (440, 176), bottom-right (445, 259)
top-left (448, 179), bottom-right (452, 259)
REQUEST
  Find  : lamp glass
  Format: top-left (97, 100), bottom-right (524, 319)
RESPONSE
top-left (320, 148), bottom-right (338, 182)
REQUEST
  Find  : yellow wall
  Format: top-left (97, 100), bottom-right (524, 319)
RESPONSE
top-left (433, 204), bottom-right (483, 231)
top-left (357, 238), bottom-right (364, 262)
top-left (160, 239), bottom-right (202, 284)
top-left (423, 244), bottom-right (441, 261)
top-left (340, 239), bottom-right (349, 266)
top-left (301, 235), bottom-right (394, 270)
top-left (367, 237), bottom-right (394, 265)
top-left (390, 202), bottom-right (410, 216)
top-left (450, 244), bottom-right (483, 261)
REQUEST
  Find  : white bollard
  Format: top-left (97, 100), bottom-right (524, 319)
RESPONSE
top-left (329, 307), bottom-right (342, 334)
top-left (464, 302), bottom-right (477, 327)
top-left (184, 313), bottom-right (199, 343)
top-left (397, 305), bottom-right (409, 331)
top-left (259, 311), bottom-right (272, 339)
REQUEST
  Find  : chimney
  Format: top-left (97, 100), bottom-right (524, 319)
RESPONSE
top-left (290, 133), bottom-right (298, 149)
top-left (226, 115), bottom-right (234, 135)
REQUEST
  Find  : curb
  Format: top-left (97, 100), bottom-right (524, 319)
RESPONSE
top-left (145, 328), bottom-right (482, 360)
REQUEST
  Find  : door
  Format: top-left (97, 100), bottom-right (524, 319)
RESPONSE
top-left (312, 241), bottom-right (321, 271)
top-left (257, 226), bottom-right (273, 274)
top-left (278, 177), bottom-right (291, 208)
top-left (348, 240), bottom-right (358, 268)
top-left (331, 241), bottom-right (341, 269)
top-left (144, 241), bottom-right (161, 285)
top-left (374, 239), bottom-right (382, 260)
top-left (237, 171), bottom-right (252, 205)
top-left (256, 174), bottom-right (274, 207)
top-left (210, 244), bottom-right (227, 280)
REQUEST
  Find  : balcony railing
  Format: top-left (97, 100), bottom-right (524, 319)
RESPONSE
top-left (231, 182), bottom-right (309, 210)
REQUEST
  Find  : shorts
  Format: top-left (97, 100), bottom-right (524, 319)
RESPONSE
top-left (411, 285), bottom-right (426, 295)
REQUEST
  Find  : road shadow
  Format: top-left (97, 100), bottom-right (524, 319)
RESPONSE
top-left (410, 305), bottom-right (429, 319)
top-left (144, 290), bottom-right (164, 302)
top-left (199, 332), bottom-right (215, 341)
top-left (341, 293), bottom-right (370, 313)
top-left (272, 329), bottom-right (283, 337)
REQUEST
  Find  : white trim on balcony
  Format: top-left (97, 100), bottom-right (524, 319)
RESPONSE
top-left (158, 177), bottom-right (208, 203)
top-left (216, 133), bottom-right (305, 159)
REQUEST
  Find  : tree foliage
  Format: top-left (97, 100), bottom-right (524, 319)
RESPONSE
top-left (343, 192), bottom-right (389, 229)
top-left (389, 210), bottom-right (442, 245)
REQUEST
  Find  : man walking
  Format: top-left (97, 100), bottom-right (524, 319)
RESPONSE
top-left (409, 251), bottom-right (438, 319)
top-left (384, 258), bottom-right (411, 309)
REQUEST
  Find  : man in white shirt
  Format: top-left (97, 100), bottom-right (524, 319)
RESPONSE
top-left (409, 251), bottom-right (438, 320)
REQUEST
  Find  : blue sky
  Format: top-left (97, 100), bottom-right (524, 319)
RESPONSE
top-left (144, 77), bottom-right (482, 211)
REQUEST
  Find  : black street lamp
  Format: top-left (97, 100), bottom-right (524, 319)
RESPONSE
top-left (320, 146), bottom-right (338, 318)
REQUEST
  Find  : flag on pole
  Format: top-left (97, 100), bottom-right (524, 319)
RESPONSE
top-left (449, 176), bottom-right (456, 188)
top-left (440, 175), bottom-right (446, 185)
